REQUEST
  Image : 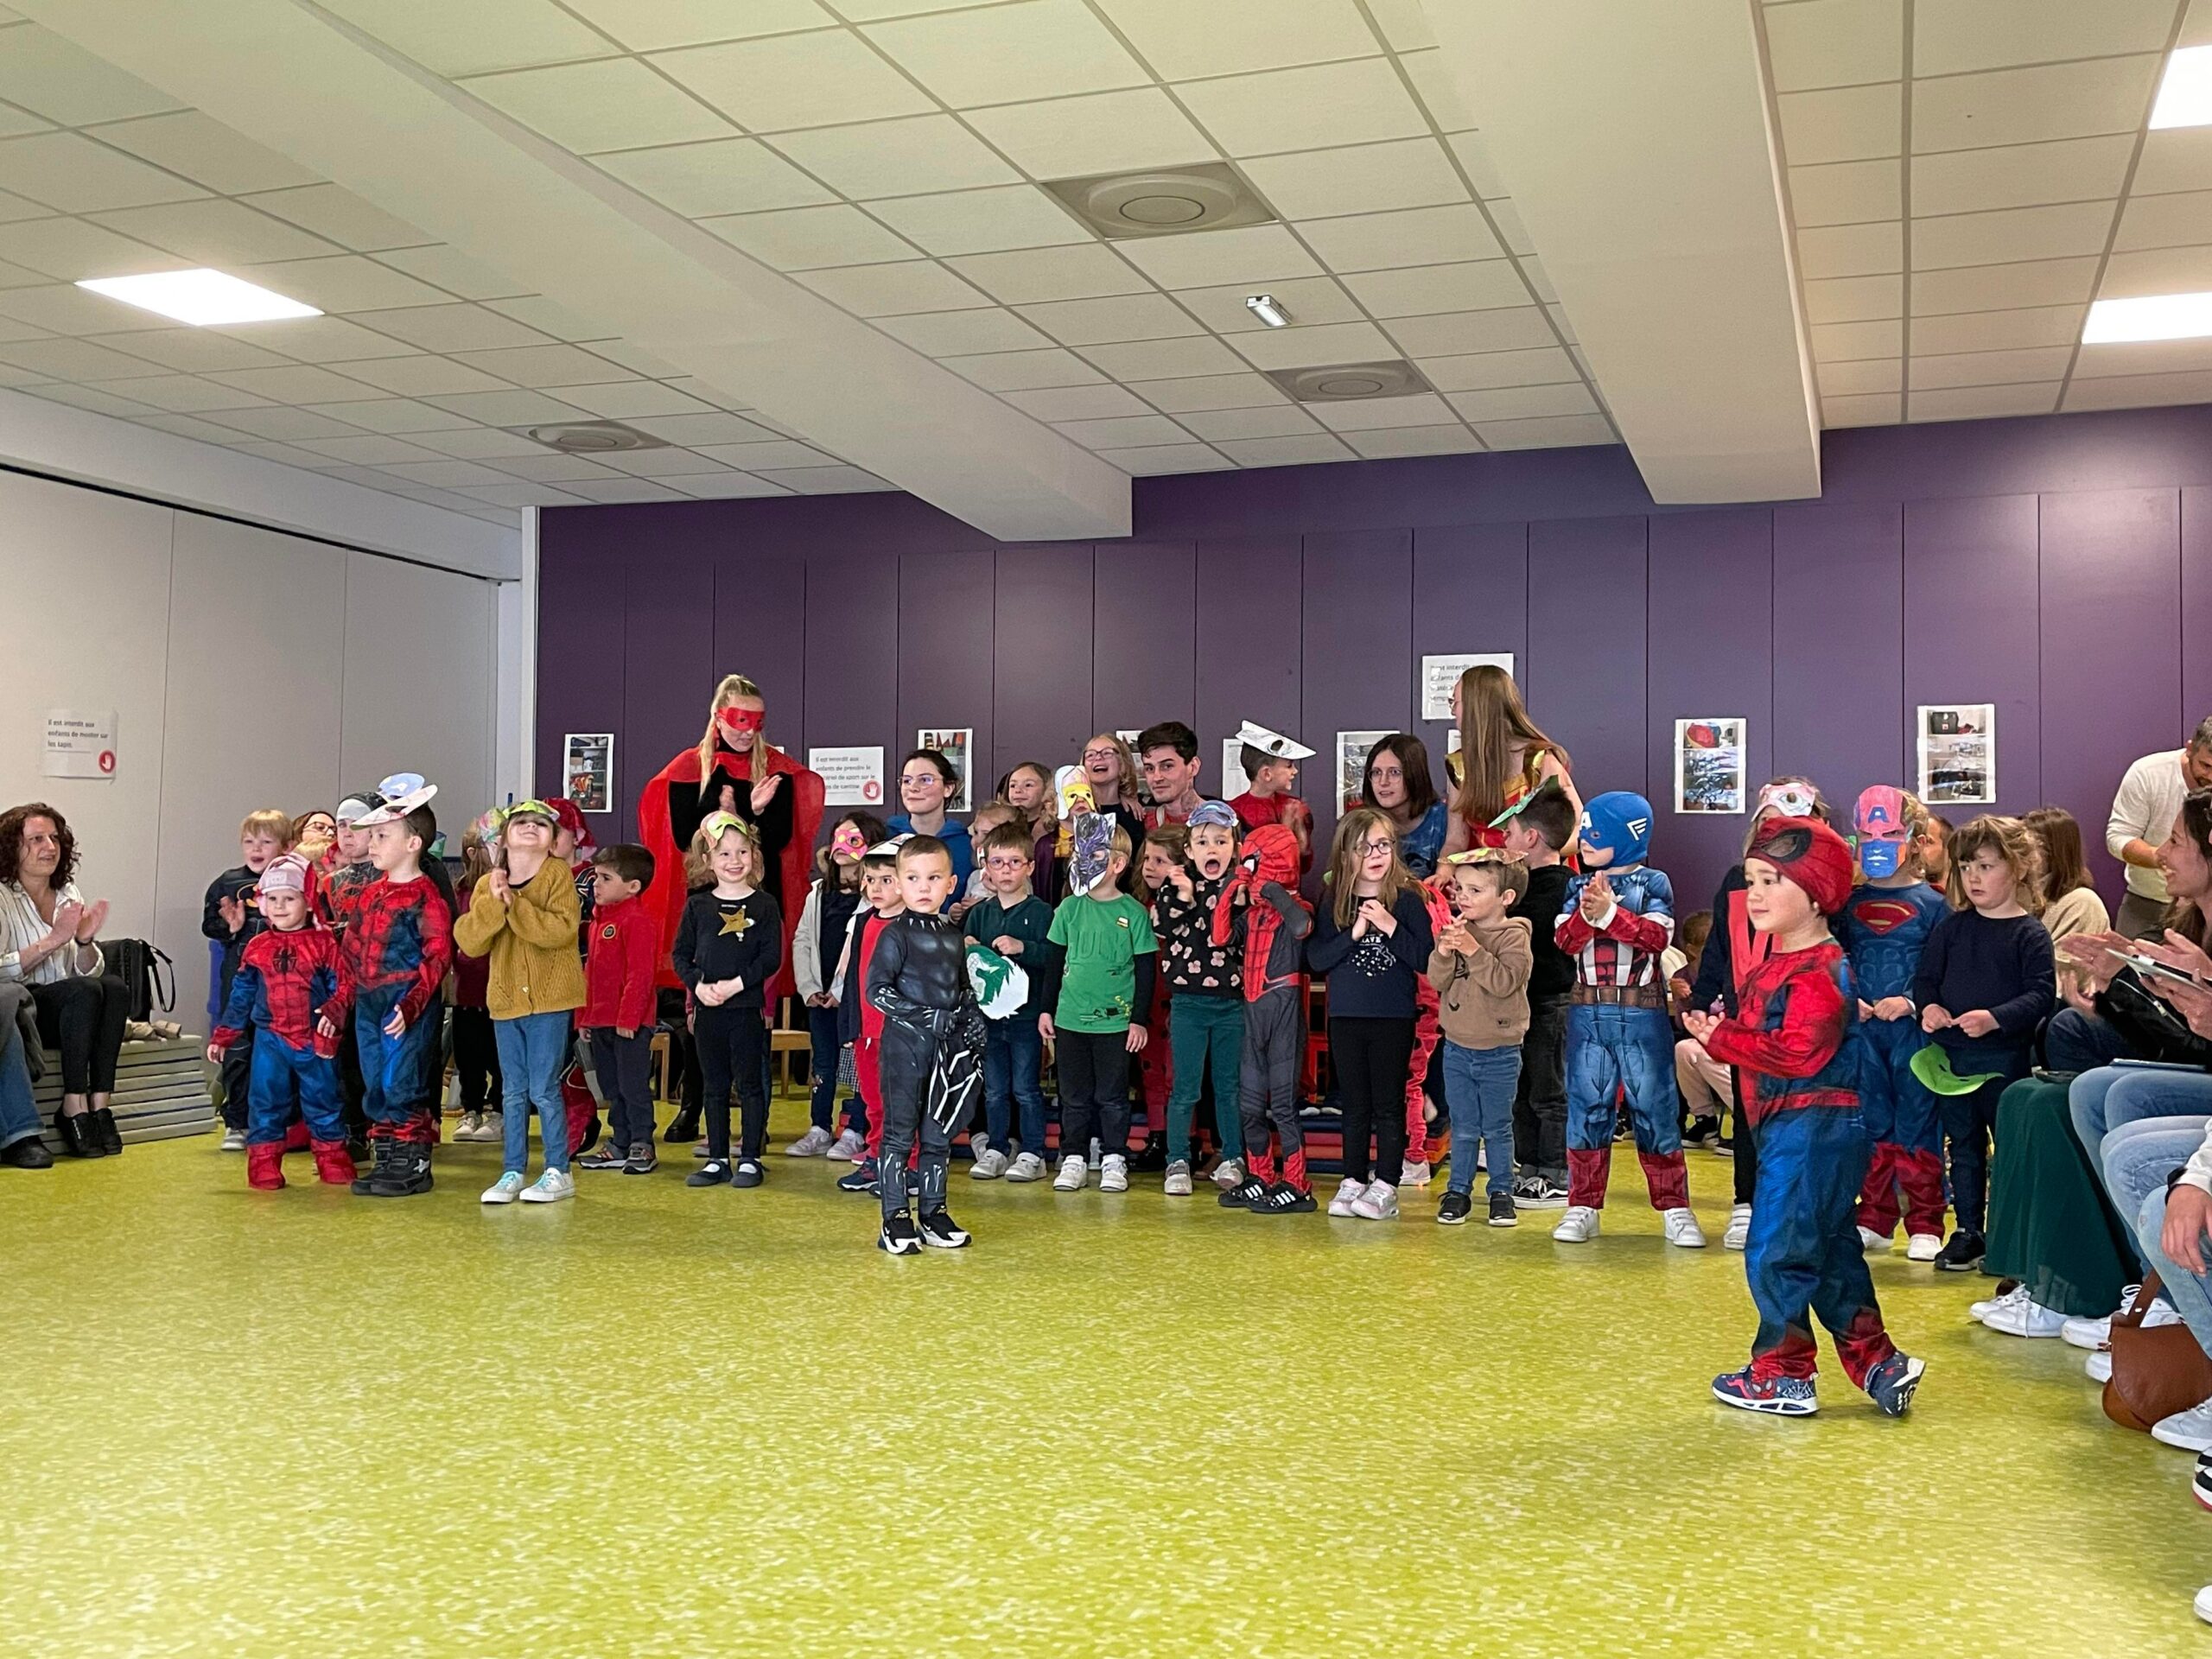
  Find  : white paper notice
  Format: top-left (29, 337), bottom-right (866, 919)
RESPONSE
top-left (1420, 653), bottom-right (1514, 722)
top-left (44, 709), bottom-right (116, 779)
top-left (810, 746), bottom-right (886, 809)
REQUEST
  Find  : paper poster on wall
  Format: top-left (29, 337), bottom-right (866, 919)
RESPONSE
top-left (1220, 738), bottom-right (1251, 799)
top-left (1421, 653), bottom-right (1514, 722)
top-left (1336, 731), bottom-right (1390, 814)
top-left (43, 709), bottom-right (116, 779)
top-left (916, 728), bottom-right (974, 813)
top-left (563, 733), bottom-right (613, 813)
top-left (1674, 719), bottom-right (1746, 814)
top-left (1918, 704), bottom-right (1996, 804)
top-left (810, 746), bottom-right (886, 809)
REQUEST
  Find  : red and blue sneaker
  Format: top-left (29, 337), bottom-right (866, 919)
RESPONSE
top-left (836, 1159), bottom-right (880, 1196)
top-left (1711, 1367), bottom-right (1818, 1416)
top-left (1864, 1352), bottom-right (1926, 1419)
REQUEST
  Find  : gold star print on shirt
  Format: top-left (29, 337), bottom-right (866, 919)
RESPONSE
top-left (719, 908), bottom-right (753, 938)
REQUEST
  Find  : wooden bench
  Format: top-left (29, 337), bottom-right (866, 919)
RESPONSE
top-left (33, 1034), bottom-right (213, 1148)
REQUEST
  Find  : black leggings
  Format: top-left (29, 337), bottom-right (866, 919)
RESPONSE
top-left (451, 1006), bottom-right (502, 1112)
top-left (1331, 1014), bottom-right (1415, 1184)
top-left (32, 975), bottom-right (128, 1096)
top-left (1055, 1029), bottom-right (1131, 1160)
top-left (696, 1002), bottom-right (768, 1162)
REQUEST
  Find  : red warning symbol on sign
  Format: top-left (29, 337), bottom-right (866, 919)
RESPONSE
top-left (98, 751), bottom-right (116, 774)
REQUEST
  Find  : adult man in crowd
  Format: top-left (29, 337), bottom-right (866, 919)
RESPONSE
top-left (1136, 721), bottom-right (1216, 830)
top-left (2107, 718), bottom-right (2212, 938)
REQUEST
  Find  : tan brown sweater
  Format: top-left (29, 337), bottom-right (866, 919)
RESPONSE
top-left (1425, 914), bottom-right (1535, 1051)
top-left (452, 857), bottom-right (585, 1020)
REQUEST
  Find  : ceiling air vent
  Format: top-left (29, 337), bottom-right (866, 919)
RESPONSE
top-left (1265, 360), bottom-right (1434, 403)
top-left (518, 420), bottom-right (667, 454)
top-left (1042, 162), bottom-right (1276, 239)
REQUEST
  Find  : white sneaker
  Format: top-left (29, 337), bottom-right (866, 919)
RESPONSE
top-left (1722, 1202), bottom-right (1751, 1251)
top-left (1982, 1296), bottom-right (2068, 1338)
top-left (827, 1128), bottom-right (866, 1162)
top-left (1970, 1282), bottom-right (2031, 1324)
top-left (785, 1125), bottom-right (833, 1157)
top-left (2086, 1350), bottom-right (2114, 1384)
top-left (460, 1112), bottom-right (499, 1143)
top-left (970, 1146), bottom-right (1008, 1180)
top-left (1327, 1178), bottom-right (1369, 1217)
top-left (1553, 1205), bottom-right (1600, 1243)
top-left (1099, 1154), bottom-right (1128, 1192)
top-left (1352, 1179), bottom-right (1400, 1220)
top-left (2062, 1313), bottom-right (2115, 1350)
top-left (1005, 1151), bottom-right (1046, 1183)
top-left (480, 1111), bottom-right (505, 1146)
top-left (1211, 1157), bottom-right (1244, 1190)
top-left (1164, 1160), bottom-right (1192, 1197)
top-left (1858, 1225), bottom-right (1891, 1253)
top-left (520, 1167), bottom-right (575, 1204)
top-left (456, 1110), bottom-right (484, 1141)
top-left (480, 1171), bottom-right (524, 1205)
top-left (2151, 1396), bottom-right (2212, 1451)
top-left (219, 1127), bottom-right (245, 1152)
top-left (1054, 1154), bottom-right (1087, 1192)
top-left (2196, 1584), bottom-right (2212, 1627)
top-left (1662, 1206), bottom-right (1706, 1249)
top-left (1400, 1158), bottom-right (1431, 1188)
top-left (1905, 1232), bottom-right (1943, 1262)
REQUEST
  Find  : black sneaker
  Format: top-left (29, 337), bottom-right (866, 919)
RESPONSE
top-left (1488, 1192), bottom-right (1519, 1227)
top-left (730, 1158), bottom-right (765, 1188)
top-left (1613, 1108), bottom-right (1632, 1141)
top-left (364, 1143), bottom-right (432, 1198)
top-left (624, 1145), bottom-right (658, 1174)
top-left (878, 1212), bottom-right (923, 1255)
top-left (1218, 1176), bottom-right (1268, 1210)
top-left (1435, 1191), bottom-right (1472, 1225)
top-left (1932, 1230), bottom-right (1986, 1272)
top-left (1513, 1175), bottom-right (1569, 1211)
top-left (836, 1160), bottom-right (880, 1195)
top-left (1253, 1181), bottom-right (1316, 1214)
top-left (576, 1142), bottom-right (627, 1172)
top-left (2194, 1450), bottom-right (2212, 1514)
top-left (351, 1137), bottom-right (394, 1196)
top-left (1685, 1114), bottom-right (1721, 1150)
top-left (1865, 1352), bottom-right (1926, 1418)
top-left (918, 1209), bottom-right (971, 1249)
top-left (687, 1159), bottom-right (732, 1188)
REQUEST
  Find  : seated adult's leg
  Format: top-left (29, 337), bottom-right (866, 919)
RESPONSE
top-left (29, 977), bottom-right (99, 1096)
top-left (2100, 1118), bottom-right (2212, 1268)
top-left (2044, 1008), bottom-right (2133, 1077)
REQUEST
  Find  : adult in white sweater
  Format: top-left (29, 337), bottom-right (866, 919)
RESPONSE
top-left (2107, 719), bottom-right (2212, 938)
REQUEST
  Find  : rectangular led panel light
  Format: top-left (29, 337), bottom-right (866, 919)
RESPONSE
top-left (76, 269), bottom-right (321, 326)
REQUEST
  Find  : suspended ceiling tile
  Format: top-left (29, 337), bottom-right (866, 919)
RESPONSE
top-left (376, 244), bottom-right (531, 301)
top-left (90, 326), bottom-right (286, 372)
top-left (1226, 316), bottom-right (1393, 368)
top-left (1241, 138), bottom-right (1469, 219)
top-left (1788, 158), bottom-right (1903, 226)
top-left (699, 201), bottom-right (918, 269)
top-left (202, 404), bottom-right (368, 440)
top-left (1796, 219), bottom-right (1904, 279)
top-left (592, 135), bottom-right (833, 216)
top-left (244, 255), bottom-right (454, 312)
top-left (963, 86), bottom-right (1215, 179)
top-left (560, 0), bottom-right (835, 52)
top-left (867, 184), bottom-right (1089, 257)
top-left (1911, 0), bottom-right (2179, 76)
top-left (99, 371), bottom-right (269, 411)
top-left (1339, 259), bottom-right (1532, 319)
top-left (1016, 289), bottom-right (1201, 346)
top-left (1295, 204), bottom-right (1502, 272)
top-left (863, 0), bottom-right (1150, 108)
top-left (1211, 431), bottom-right (1354, 467)
top-left (1051, 411), bottom-right (1189, 448)
top-left (1445, 381), bottom-right (1597, 422)
top-left (2114, 190), bottom-right (2212, 252)
top-left (0, 214), bottom-right (180, 280)
top-left (1079, 333), bottom-right (1245, 378)
top-left (233, 319), bottom-right (442, 365)
top-left (1174, 274), bottom-right (1362, 334)
top-left (1802, 273), bottom-right (1904, 324)
top-left (2134, 128), bottom-right (2212, 196)
top-left (1775, 83), bottom-right (1902, 166)
top-left (1125, 371), bottom-right (1287, 411)
top-left (1088, 0), bottom-right (1382, 80)
top-left (1310, 390), bottom-right (1457, 429)
top-left (546, 378), bottom-right (717, 417)
top-left (1816, 356), bottom-right (1904, 395)
top-left (1342, 423), bottom-right (1484, 459)
top-left (1001, 381), bottom-right (1150, 421)
top-left (1414, 345), bottom-right (1579, 391)
top-left (795, 258), bottom-right (994, 316)
top-left (1908, 380), bottom-right (2060, 421)
top-left (1808, 317), bottom-right (1902, 359)
top-left (871, 305), bottom-right (1052, 354)
top-left (296, 395), bottom-right (474, 433)
top-left (1909, 254), bottom-right (2100, 313)
top-left (1096, 442), bottom-right (1231, 474)
top-left (1174, 57), bottom-right (1428, 158)
top-left (2075, 336), bottom-right (2212, 378)
top-left (315, 0), bottom-right (610, 78)
top-left (2100, 242), bottom-right (2212, 298)
top-left (1910, 200), bottom-right (2117, 270)
top-left (86, 110), bottom-right (320, 195)
top-left (1911, 57), bottom-right (2162, 153)
top-left (1910, 302), bottom-right (2085, 353)
top-left (0, 130), bottom-right (207, 212)
top-left (1397, 47), bottom-right (1474, 131)
top-left (91, 197), bottom-right (341, 265)
top-left (1908, 344), bottom-right (2074, 388)
top-left (1382, 306), bottom-right (1555, 357)
top-left (652, 32), bottom-right (937, 132)
top-left (461, 58), bottom-right (737, 154)
top-left (623, 410), bottom-right (782, 443)
top-left (2065, 368), bottom-right (2212, 409)
top-left (1471, 412), bottom-right (1616, 449)
top-left (0, 21), bottom-right (182, 124)
top-left (238, 184), bottom-right (432, 252)
top-left (948, 244), bottom-right (1150, 306)
top-left (1820, 391), bottom-right (1903, 425)
top-left (769, 115), bottom-right (1019, 200)
top-left (1176, 402), bottom-right (1319, 440)
top-left (1762, 0), bottom-right (1904, 93)
top-left (1113, 221), bottom-right (1319, 288)
top-left (938, 346), bottom-right (1104, 390)
top-left (1910, 135), bottom-right (2136, 217)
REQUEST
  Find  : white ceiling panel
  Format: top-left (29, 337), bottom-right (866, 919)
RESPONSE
top-left (622, 410), bottom-right (779, 443)
top-left (1475, 412), bottom-right (1615, 449)
top-left (939, 346), bottom-right (1104, 390)
top-left (1080, 334), bottom-right (1244, 378)
top-left (450, 342), bottom-right (635, 385)
top-left (961, 86), bottom-right (1214, 179)
top-left (1911, 0), bottom-right (2179, 77)
top-left (1908, 380), bottom-right (2060, 420)
top-left (1175, 403), bottom-right (1318, 440)
top-left (1174, 58), bottom-right (1428, 158)
top-left (754, 464), bottom-right (892, 493)
top-left (2135, 127), bottom-right (2212, 196)
top-left (1416, 346), bottom-right (1579, 391)
top-left (316, 0), bottom-right (608, 78)
top-left (1383, 306), bottom-right (1557, 358)
top-left (1242, 139), bottom-right (1469, 220)
top-left (1911, 135), bottom-right (2138, 217)
top-left (1788, 159), bottom-right (1903, 226)
top-left (1763, 0), bottom-right (1905, 92)
top-left (1310, 390), bottom-right (1454, 429)
top-left (949, 243), bottom-right (1150, 304)
top-left (1908, 345), bottom-right (2075, 388)
top-left (1397, 48), bottom-right (1474, 132)
top-left (380, 245), bottom-right (531, 302)
top-left (1912, 303), bottom-right (2086, 353)
top-left (96, 326), bottom-right (284, 372)
top-left (1052, 411), bottom-right (1187, 447)
top-left (866, 185), bottom-right (1087, 256)
top-left (0, 21), bottom-right (179, 124)
top-left (652, 32), bottom-right (938, 131)
top-left (347, 302), bottom-right (551, 352)
top-left (1227, 316), bottom-right (1393, 368)
top-left (593, 136), bottom-right (833, 216)
top-left (1211, 431), bottom-right (1352, 467)
top-left (1911, 57), bottom-right (2162, 153)
top-left (1343, 423), bottom-right (1484, 458)
top-left (308, 353), bottom-right (508, 396)
top-left (796, 259), bottom-right (993, 316)
top-left (1796, 220), bottom-right (1904, 279)
top-left (1295, 205), bottom-right (1502, 272)
top-left (86, 110), bottom-right (319, 194)
top-left (246, 255), bottom-right (454, 312)
top-left (864, 0), bottom-right (1149, 108)
top-left (562, 0), bottom-right (834, 51)
top-left (0, 129), bottom-right (205, 211)
top-left (1017, 290), bottom-right (1200, 346)
top-left (301, 396), bottom-right (473, 434)
top-left (2114, 190), bottom-right (2212, 251)
top-left (210, 362), bottom-right (383, 403)
top-left (701, 202), bottom-right (918, 269)
top-left (1112, 221), bottom-right (1319, 288)
top-left (1776, 83), bottom-right (1902, 167)
top-left (1126, 371), bottom-right (1286, 411)
top-left (872, 305), bottom-right (1052, 354)
top-left (461, 58), bottom-right (735, 154)
top-left (2064, 368), bottom-right (2212, 409)
top-left (1809, 318), bottom-right (1902, 360)
top-left (771, 115), bottom-right (1018, 200)
top-left (1000, 381), bottom-right (1150, 420)
top-left (1910, 200), bottom-right (2117, 270)
top-left (1910, 256), bottom-right (2101, 313)
top-left (1339, 259), bottom-right (1532, 318)
top-left (99, 371), bottom-right (266, 411)
top-left (240, 183), bottom-right (432, 251)
top-left (1446, 382), bottom-right (1598, 422)
top-left (0, 213), bottom-right (175, 278)
top-left (1802, 273), bottom-right (1903, 324)
top-left (695, 437), bottom-right (838, 467)
top-left (91, 197), bottom-right (338, 264)
top-left (1816, 357), bottom-right (1904, 395)
top-left (2101, 242), bottom-right (2212, 297)
top-left (1173, 275), bottom-right (1361, 334)
top-left (2075, 336), bottom-right (2212, 378)
top-left (1089, 0), bottom-right (1382, 80)
top-left (1096, 442), bottom-right (1230, 474)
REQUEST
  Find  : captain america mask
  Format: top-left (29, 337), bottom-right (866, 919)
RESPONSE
top-left (1855, 785), bottom-right (1912, 880)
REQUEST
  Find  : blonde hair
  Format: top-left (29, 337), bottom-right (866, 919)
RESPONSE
top-left (695, 673), bottom-right (769, 779)
top-left (1135, 823), bottom-right (1188, 906)
top-left (1451, 664), bottom-right (1567, 826)
top-left (683, 823), bottom-right (715, 891)
top-left (1326, 807), bottom-right (1420, 927)
top-left (703, 815), bottom-right (764, 887)
top-left (1084, 733), bottom-right (1142, 805)
top-left (1943, 814), bottom-right (2044, 916)
top-left (241, 808), bottom-right (292, 844)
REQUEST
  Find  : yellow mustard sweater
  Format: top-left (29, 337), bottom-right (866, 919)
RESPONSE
top-left (452, 857), bottom-right (586, 1020)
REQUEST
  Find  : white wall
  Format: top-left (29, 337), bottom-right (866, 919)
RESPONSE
top-left (0, 467), bottom-right (499, 1026)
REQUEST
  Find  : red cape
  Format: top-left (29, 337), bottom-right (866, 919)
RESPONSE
top-left (638, 741), bottom-right (824, 998)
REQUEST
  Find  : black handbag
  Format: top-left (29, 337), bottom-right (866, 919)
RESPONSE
top-left (99, 938), bottom-right (175, 1023)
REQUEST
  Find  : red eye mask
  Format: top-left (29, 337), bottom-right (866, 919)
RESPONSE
top-left (717, 707), bottom-right (764, 736)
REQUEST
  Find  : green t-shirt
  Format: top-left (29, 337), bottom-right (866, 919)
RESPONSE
top-left (1047, 891), bottom-right (1157, 1033)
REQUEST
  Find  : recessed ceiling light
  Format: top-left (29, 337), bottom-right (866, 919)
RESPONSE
top-left (2082, 291), bottom-right (2212, 343)
top-left (1245, 294), bottom-right (1290, 328)
top-left (75, 269), bottom-right (321, 326)
top-left (2151, 44), bottom-right (2212, 129)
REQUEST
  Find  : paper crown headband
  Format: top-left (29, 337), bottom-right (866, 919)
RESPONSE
top-left (1233, 720), bottom-right (1314, 761)
top-left (353, 772), bottom-right (436, 827)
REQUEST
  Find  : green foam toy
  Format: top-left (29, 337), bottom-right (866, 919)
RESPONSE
top-left (1910, 1043), bottom-right (2003, 1097)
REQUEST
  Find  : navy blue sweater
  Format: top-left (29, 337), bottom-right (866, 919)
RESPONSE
top-left (1306, 887), bottom-right (1435, 1020)
top-left (1910, 909), bottom-right (2056, 1066)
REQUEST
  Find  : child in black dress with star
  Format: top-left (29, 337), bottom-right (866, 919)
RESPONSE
top-left (673, 813), bottom-right (782, 1190)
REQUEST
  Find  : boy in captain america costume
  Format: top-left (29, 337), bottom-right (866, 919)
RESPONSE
top-left (1688, 815), bottom-right (1924, 1418)
top-left (1838, 786), bottom-right (1950, 1262)
top-left (1552, 791), bottom-right (1702, 1247)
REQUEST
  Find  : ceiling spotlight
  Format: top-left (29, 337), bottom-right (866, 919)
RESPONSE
top-left (2151, 44), bottom-right (2212, 129)
top-left (2082, 292), bottom-right (2212, 343)
top-left (1245, 294), bottom-right (1291, 328)
top-left (77, 269), bottom-right (321, 326)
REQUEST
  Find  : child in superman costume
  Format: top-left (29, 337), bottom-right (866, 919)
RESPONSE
top-left (1689, 816), bottom-right (1924, 1419)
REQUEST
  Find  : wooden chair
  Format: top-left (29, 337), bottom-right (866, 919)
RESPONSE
top-left (772, 996), bottom-right (812, 1096)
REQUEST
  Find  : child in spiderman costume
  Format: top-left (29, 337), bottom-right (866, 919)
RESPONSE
top-left (1839, 786), bottom-right (1949, 1262)
top-left (1553, 791), bottom-right (1702, 1247)
top-left (207, 854), bottom-right (354, 1192)
top-left (1688, 816), bottom-right (1925, 1418)
top-left (1213, 823), bottom-right (1317, 1214)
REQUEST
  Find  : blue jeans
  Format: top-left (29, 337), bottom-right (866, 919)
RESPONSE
top-left (1443, 1039), bottom-right (1522, 1198)
top-left (2101, 1116), bottom-right (2210, 1268)
top-left (495, 1010), bottom-right (573, 1175)
top-left (982, 1018), bottom-right (1046, 1157)
top-left (0, 1019), bottom-right (40, 1152)
top-left (2138, 1182), bottom-right (2212, 1357)
top-left (2069, 1065), bottom-right (2212, 1185)
top-left (808, 1004), bottom-right (846, 1132)
top-left (2045, 1007), bottom-right (2134, 1075)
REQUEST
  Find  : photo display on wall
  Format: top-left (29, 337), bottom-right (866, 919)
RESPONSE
top-left (563, 733), bottom-right (613, 813)
top-left (1674, 719), bottom-right (1745, 814)
top-left (1917, 704), bottom-right (1996, 804)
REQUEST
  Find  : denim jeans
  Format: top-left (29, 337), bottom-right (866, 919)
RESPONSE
top-left (496, 1010), bottom-right (573, 1175)
top-left (2068, 1065), bottom-right (2212, 1189)
top-left (2137, 1182), bottom-right (2212, 1357)
top-left (0, 1019), bottom-right (40, 1151)
top-left (2044, 1007), bottom-right (2135, 1076)
top-left (2100, 1116), bottom-right (2210, 1268)
top-left (808, 1004), bottom-right (846, 1131)
top-left (1443, 1039), bottom-right (1522, 1198)
top-left (981, 1018), bottom-right (1046, 1157)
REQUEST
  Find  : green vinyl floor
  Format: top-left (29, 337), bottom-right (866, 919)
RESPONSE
top-left (4, 1109), bottom-right (2209, 1658)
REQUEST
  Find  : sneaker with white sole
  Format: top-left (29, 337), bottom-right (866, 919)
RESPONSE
top-left (1099, 1154), bottom-right (1129, 1192)
top-left (827, 1128), bottom-right (866, 1162)
top-left (2196, 1584), bottom-right (2212, 1627)
top-left (1400, 1159), bottom-right (1431, 1189)
top-left (1327, 1178), bottom-right (1369, 1217)
top-left (520, 1167), bottom-right (575, 1204)
top-left (2063, 1285), bottom-right (2142, 1351)
top-left (456, 1110), bottom-right (484, 1141)
top-left (480, 1170), bottom-right (524, 1205)
top-left (1982, 1295), bottom-right (2068, 1338)
top-left (2195, 1451), bottom-right (2212, 1513)
top-left (2087, 1350), bottom-right (2114, 1384)
top-left (1553, 1205), bottom-right (1600, 1243)
top-left (1858, 1225), bottom-right (1892, 1253)
top-left (1722, 1202), bottom-right (1752, 1251)
top-left (1905, 1232), bottom-right (1943, 1262)
top-left (785, 1125), bottom-right (833, 1157)
top-left (969, 1146), bottom-right (1008, 1180)
top-left (1970, 1282), bottom-right (2031, 1323)
top-left (1712, 1367), bottom-right (1817, 1416)
top-left (1163, 1160), bottom-right (1192, 1197)
top-left (918, 1209), bottom-right (970, 1249)
top-left (1211, 1157), bottom-right (1245, 1190)
top-left (2152, 1397), bottom-right (2212, 1451)
top-left (219, 1127), bottom-right (246, 1152)
top-left (576, 1142), bottom-right (627, 1172)
top-left (1662, 1207), bottom-right (1706, 1248)
top-left (1006, 1151), bottom-right (1047, 1183)
top-left (1054, 1155), bottom-right (1087, 1192)
top-left (1865, 1352), bottom-right (1925, 1418)
top-left (1351, 1180), bottom-right (1400, 1220)
top-left (1513, 1174), bottom-right (1569, 1211)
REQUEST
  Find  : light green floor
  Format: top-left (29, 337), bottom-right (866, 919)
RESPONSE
top-left (5, 1112), bottom-right (2208, 1657)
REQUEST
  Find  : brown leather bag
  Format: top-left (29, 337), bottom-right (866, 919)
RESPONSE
top-left (2102, 1271), bottom-right (2212, 1432)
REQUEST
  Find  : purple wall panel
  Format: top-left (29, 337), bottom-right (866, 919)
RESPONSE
top-left (1647, 511), bottom-right (1772, 903)
top-left (1194, 537), bottom-right (1301, 784)
top-left (993, 544), bottom-right (1095, 785)
top-left (1772, 501), bottom-right (1904, 812)
top-left (620, 546), bottom-right (717, 842)
top-left (534, 539), bottom-right (622, 826)
top-left (1303, 530), bottom-right (1414, 842)
top-left (804, 544), bottom-right (898, 817)
top-left (713, 553), bottom-right (806, 763)
top-left (1904, 495), bottom-right (2041, 821)
top-left (1094, 541), bottom-right (1195, 743)
top-left (2039, 489), bottom-right (2181, 895)
top-left (1412, 522), bottom-right (1527, 801)
top-left (897, 548), bottom-right (996, 811)
top-left (2185, 488), bottom-right (2212, 728)
top-left (1527, 516), bottom-right (1648, 808)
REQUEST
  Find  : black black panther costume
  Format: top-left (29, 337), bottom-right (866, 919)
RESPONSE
top-left (866, 908), bottom-right (986, 1253)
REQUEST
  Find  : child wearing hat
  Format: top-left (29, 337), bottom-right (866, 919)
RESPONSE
top-left (1227, 721), bottom-right (1316, 874)
top-left (206, 854), bottom-right (354, 1192)
top-left (1687, 817), bottom-right (1925, 1419)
